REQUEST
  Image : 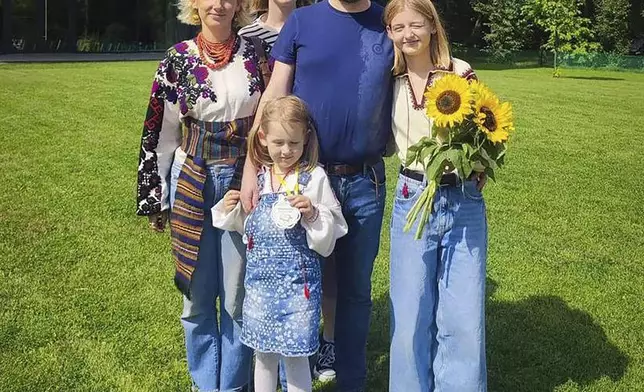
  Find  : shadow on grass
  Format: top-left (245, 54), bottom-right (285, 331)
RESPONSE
top-left (561, 76), bottom-right (625, 81)
top-left (362, 279), bottom-right (628, 391)
top-left (486, 278), bottom-right (628, 391)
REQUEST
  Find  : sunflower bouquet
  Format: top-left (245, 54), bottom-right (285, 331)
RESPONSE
top-left (404, 74), bottom-right (514, 239)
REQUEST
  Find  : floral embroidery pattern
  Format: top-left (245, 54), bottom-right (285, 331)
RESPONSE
top-left (243, 37), bottom-right (265, 96)
top-left (137, 38), bottom-right (261, 216)
top-left (137, 97), bottom-right (165, 215)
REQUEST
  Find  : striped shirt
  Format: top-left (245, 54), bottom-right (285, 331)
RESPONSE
top-left (238, 15), bottom-right (280, 49)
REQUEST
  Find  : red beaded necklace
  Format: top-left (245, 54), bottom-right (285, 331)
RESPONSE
top-left (196, 32), bottom-right (236, 70)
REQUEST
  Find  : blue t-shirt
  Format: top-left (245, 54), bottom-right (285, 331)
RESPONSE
top-left (271, 1), bottom-right (394, 165)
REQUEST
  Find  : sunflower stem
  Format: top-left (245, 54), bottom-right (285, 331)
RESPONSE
top-left (404, 187), bottom-right (428, 233)
top-left (414, 181), bottom-right (436, 240)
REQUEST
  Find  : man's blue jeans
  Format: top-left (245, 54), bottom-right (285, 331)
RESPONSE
top-left (328, 160), bottom-right (386, 392)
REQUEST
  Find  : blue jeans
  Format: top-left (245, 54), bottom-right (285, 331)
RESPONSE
top-left (389, 174), bottom-right (488, 392)
top-left (170, 156), bottom-right (253, 392)
top-left (328, 160), bottom-right (386, 392)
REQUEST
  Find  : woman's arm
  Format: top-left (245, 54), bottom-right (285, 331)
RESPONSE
top-left (137, 50), bottom-right (182, 230)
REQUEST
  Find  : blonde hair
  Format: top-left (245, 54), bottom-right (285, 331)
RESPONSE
top-left (247, 96), bottom-right (319, 172)
top-left (177, 0), bottom-right (252, 30)
top-left (249, 0), bottom-right (312, 15)
top-left (384, 0), bottom-right (451, 76)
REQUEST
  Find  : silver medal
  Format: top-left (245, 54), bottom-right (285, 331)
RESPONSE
top-left (271, 194), bottom-right (301, 229)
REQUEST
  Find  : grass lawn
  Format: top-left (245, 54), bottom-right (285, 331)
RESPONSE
top-left (0, 61), bottom-right (643, 392)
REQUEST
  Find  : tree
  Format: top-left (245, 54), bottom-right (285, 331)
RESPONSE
top-left (594, 0), bottom-right (631, 53)
top-left (473, 0), bottom-right (531, 62)
top-left (523, 0), bottom-right (600, 72)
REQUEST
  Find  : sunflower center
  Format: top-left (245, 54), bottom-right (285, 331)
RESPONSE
top-left (481, 107), bottom-right (497, 132)
top-left (436, 91), bottom-right (462, 115)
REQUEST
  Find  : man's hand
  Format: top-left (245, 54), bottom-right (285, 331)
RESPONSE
top-left (240, 157), bottom-right (259, 212)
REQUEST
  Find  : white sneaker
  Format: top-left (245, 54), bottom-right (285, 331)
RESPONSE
top-left (314, 337), bottom-right (336, 382)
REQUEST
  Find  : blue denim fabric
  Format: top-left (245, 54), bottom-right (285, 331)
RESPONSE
top-left (241, 192), bottom-right (322, 356)
top-left (389, 173), bottom-right (488, 392)
top-left (327, 160), bottom-right (386, 392)
top-left (170, 157), bottom-right (253, 392)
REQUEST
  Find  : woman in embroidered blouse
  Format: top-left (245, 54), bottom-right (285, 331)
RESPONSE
top-left (384, 0), bottom-right (488, 391)
top-left (136, 0), bottom-right (264, 390)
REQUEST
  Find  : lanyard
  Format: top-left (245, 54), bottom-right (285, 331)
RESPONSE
top-left (272, 167), bottom-right (299, 195)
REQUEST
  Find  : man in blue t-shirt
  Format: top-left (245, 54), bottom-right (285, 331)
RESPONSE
top-left (241, 0), bottom-right (393, 390)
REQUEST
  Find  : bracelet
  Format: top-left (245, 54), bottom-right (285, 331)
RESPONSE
top-left (306, 206), bottom-right (320, 223)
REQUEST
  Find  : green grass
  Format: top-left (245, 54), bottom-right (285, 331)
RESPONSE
top-left (0, 62), bottom-right (643, 392)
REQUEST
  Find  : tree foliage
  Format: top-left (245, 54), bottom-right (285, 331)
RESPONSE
top-left (522, 0), bottom-right (600, 54)
top-left (1, 0), bottom-right (643, 54)
top-left (473, 0), bottom-right (531, 61)
top-left (595, 0), bottom-right (631, 53)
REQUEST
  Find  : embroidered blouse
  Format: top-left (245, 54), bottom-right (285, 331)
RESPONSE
top-left (392, 58), bottom-right (478, 172)
top-left (211, 165), bottom-right (348, 257)
top-left (136, 37), bottom-right (264, 216)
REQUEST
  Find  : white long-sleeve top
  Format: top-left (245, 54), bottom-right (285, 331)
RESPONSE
top-left (212, 165), bottom-right (348, 257)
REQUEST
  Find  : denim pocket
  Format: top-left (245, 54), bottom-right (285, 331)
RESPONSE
top-left (367, 160), bottom-right (387, 187)
top-left (394, 174), bottom-right (423, 202)
top-left (462, 180), bottom-right (484, 201)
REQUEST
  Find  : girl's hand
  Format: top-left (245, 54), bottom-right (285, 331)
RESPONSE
top-left (287, 195), bottom-right (317, 221)
top-left (148, 211), bottom-right (169, 232)
top-left (224, 190), bottom-right (241, 213)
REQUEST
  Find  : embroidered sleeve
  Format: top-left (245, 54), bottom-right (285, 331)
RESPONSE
top-left (136, 50), bottom-right (182, 216)
top-left (262, 39), bottom-right (276, 71)
top-left (462, 66), bottom-right (478, 82)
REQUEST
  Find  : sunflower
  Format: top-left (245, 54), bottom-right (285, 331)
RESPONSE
top-left (471, 81), bottom-right (514, 144)
top-left (424, 74), bottom-right (474, 128)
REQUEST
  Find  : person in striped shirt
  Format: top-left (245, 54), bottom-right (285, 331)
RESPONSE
top-left (238, 0), bottom-right (312, 49)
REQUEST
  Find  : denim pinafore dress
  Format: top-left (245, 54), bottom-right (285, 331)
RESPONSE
top-left (240, 170), bottom-right (322, 356)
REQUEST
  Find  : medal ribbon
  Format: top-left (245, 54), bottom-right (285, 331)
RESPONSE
top-left (274, 167), bottom-right (300, 195)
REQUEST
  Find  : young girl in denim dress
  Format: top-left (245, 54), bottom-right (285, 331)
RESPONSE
top-left (212, 96), bottom-right (348, 392)
top-left (384, 0), bottom-right (488, 391)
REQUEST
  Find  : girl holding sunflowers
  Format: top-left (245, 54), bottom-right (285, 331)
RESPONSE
top-left (384, 0), bottom-right (489, 390)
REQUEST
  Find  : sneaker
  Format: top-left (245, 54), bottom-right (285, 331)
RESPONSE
top-left (314, 336), bottom-right (336, 382)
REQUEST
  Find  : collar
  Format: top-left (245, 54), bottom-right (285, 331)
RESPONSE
top-left (395, 58), bottom-right (455, 79)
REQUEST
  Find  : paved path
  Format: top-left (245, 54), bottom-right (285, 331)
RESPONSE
top-left (0, 52), bottom-right (164, 64)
